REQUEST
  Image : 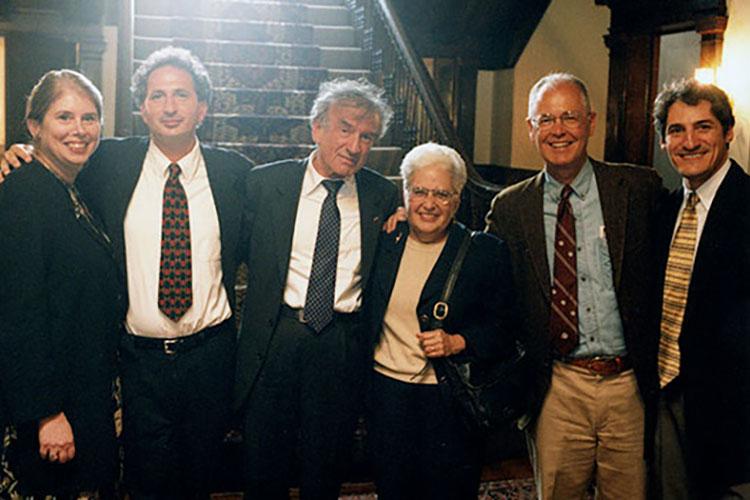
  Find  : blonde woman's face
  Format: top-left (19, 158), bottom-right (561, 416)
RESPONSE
top-left (28, 87), bottom-right (101, 171)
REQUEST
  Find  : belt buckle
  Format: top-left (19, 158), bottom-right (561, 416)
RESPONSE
top-left (296, 309), bottom-right (307, 324)
top-left (590, 356), bottom-right (617, 375)
top-left (163, 339), bottom-right (179, 355)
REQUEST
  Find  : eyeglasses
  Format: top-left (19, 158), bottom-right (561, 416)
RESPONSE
top-left (530, 111), bottom-right (589, 130)
top-left (407, 186), bottom-right (456, 205)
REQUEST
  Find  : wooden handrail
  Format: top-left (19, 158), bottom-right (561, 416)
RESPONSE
top-left (348, 0), bottom-right (502, 227)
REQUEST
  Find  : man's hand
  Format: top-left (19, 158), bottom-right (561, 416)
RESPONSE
top-left (38, 412), bottom-right (76, 463)
top-left (417, 329), bottom-right (466, 358)
top-left (382, 206), bottom-right (406, 233)
top-left (1, 144), bottom-right (35, 180)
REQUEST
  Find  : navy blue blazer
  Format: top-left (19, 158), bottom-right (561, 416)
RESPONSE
top-left (365, 221), bottom-right (520, 367)
top-left (76, 137), bottom-right (253, 312)
top-left (650, 161), bottom-right (750, 496)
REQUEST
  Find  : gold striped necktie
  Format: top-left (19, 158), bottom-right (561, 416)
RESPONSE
top-left (658, 191), bottom-right (699, 388)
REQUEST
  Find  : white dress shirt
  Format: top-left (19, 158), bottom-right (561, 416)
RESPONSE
top-left (282, 154), bottom-right (363, 312)
top-left (123, 140), bottom-right (231, 338)
top-left (672, 158), bottom-right (732, 251)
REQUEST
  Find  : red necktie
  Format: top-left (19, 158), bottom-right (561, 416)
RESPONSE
top-left (158, 163), bottom-right (192, 321)
top-left (550, 184), bottom-right (579, 355)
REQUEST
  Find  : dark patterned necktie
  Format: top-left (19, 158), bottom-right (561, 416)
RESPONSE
top-left (158, 163), bottom-right (193, 321)
top-left (550, 184), bottom-right (579, 355)
top-left (304, 179), bottom-right (344, 333)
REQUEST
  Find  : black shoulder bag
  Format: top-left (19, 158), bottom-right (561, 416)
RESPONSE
top-left (431, 231), bottom-right (527, 433)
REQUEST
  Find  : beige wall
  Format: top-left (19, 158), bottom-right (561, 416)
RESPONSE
top-left (474, 0), bottom-right (610, 170)
top-left (722, 0), bottom-right (750, 171)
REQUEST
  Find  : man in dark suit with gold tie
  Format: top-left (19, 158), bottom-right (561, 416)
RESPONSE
top-left (234, 79), bottom-right (400, 499)
top-left (485, 73), bottom-right (662, 499)
top-left (650, 79), bottom-right (750, 500)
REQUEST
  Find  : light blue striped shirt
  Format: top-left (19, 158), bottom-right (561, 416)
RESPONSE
top-left (543, 160), bottom-right (627, 357)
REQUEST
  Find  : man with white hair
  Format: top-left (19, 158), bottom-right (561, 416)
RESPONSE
top-left (485, 73), bottom-right (662, 499)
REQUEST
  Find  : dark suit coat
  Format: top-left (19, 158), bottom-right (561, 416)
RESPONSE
top-left (233, 158), bottom-right (401, 410)
top-left (75, 137), bottom-right (252, 313)
top-left (0, 160), bottom-right (124, 487)
top-left (650, 161), bottom-right (750, 495)
top-left (365, 221), bottom-right (520, 364)
top-left (485, 159), bottom-right (663, 423)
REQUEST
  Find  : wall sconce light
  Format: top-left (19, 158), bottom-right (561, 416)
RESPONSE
top-left (695, 66), bottom-right (718, 84)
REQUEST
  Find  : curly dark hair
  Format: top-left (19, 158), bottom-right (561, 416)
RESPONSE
top-left (131, 46), bottom-right (211, 107)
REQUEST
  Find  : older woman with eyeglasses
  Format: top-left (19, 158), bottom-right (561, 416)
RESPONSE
top-left (364, 143), bottom-right (519, 499)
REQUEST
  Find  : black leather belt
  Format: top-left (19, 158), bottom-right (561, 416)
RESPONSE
top-left (126, 319), bottom-right (231, 355)
top-left (562, 355), bottom-right (631, 376)
top-left (279, 304), bottom-right (360, 324)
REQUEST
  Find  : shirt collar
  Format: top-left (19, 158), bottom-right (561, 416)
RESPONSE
top-left (303, 152), bottom-right (356, 196)
top-left (145, 139), bottom-right (202, 181)
top-left (543, 158), bottom-right (594, 201)
top-left (682, 158), bottom-right (732, 211)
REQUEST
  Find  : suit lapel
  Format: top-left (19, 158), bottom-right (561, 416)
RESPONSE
top-left (112, 139), bottom-right (149, 277)
top-left (356, 170), bottom-right (386, 288)
top-left (520, 172), bottom-right (551, 301)
top-left (202, 145), bottom-right (241, 287)
top-left (691, 162), bottom-right (742, 287)
top-left (271, 159), bottom-right (306, 283)
top-left (593, 160), bottom-right (628, 290)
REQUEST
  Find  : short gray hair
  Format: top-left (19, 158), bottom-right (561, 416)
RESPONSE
top-left (309, 78), bottom-right (393, 139)
top-left (400, 142), bottom-right (467, 193)
top-left (528, 72), bottom-right (591, 118)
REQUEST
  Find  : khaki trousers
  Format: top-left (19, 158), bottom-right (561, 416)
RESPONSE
top-left (528, 361), bottom-right (646, 500)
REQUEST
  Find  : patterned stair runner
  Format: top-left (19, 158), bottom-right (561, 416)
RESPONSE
top-left (133, 0), bottom-right (403, 174)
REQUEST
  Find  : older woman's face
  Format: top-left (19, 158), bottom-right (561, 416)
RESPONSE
top-left (27, 87), bottom-right (101, 172)
top-left (405, 163), bottom-right (460, 243)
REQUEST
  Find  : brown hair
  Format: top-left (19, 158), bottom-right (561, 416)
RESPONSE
top-left (25, 69), bottom-right (103, 129)
top-left (653, 78), bottom-right (734, 142)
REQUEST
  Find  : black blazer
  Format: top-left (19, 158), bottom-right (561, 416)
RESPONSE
top-left (650, 161), bottom-right (750, 496)
top-left (233, 158), bottom-right (401, 410)
top-left (0, 160), bottom-right (124, 484)
top-left (366, 221), bottom-right (519, 365)
top-left (485, 159), bottom-right (663, 424)
top-left (76, 137), bottom-right (253, 312)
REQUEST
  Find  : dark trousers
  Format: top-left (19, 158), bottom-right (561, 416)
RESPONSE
top-left (119, 323), bottom-right (235, 499)
top-left (241, 312), bottom-right (365, 500)
top-left (366, 371), bottom-right (482, 500)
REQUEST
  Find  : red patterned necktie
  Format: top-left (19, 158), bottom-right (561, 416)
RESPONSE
top-left (550, 184), bottom-right (579, 356)
top-left (158, 163), bottom-right (193, 321)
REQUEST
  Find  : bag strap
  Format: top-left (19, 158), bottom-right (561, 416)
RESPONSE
top-left (431, 229), bottom-right (475, 326)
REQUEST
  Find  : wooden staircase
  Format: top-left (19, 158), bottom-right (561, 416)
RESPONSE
top-left (132, 0), bottom-right (404, 174)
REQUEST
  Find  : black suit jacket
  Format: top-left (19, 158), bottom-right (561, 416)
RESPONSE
top-left (233, 158), bottom-right (400, 410)
top-left (485, 159), bottom-right (663, 424)
top-left (76, 137), bottom-right (252, 312)
top-left (650, 161), bottom-right (750, 495)
top-left (365, 221), bottom-right (519, 364)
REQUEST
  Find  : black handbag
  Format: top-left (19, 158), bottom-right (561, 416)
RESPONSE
top-left (430, 231), bottom-right (527, 433)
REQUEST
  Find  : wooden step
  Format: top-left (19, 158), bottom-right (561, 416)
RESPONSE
top-left (135, 15), bottom-right (315, 44)
top-left (135, 0), bottom-right (351, 26)
top-left (134, 36), bottom-right (322, 66)
top-left (212, 88), bottom-right (318, 116)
